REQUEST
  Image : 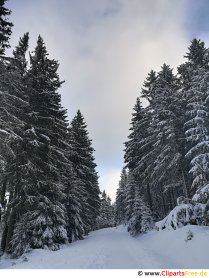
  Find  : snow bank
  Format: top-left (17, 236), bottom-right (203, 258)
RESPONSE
top-left (138, 225), bottom-right (209, 268)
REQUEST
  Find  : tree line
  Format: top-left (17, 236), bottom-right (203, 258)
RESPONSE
top-left (115, 38), bottom-right (209, 235)
top-left (0, 0), bottom-right (101, 258)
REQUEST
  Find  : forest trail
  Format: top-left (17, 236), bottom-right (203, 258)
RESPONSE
top-left (1, 225), bottom-right (209, 269)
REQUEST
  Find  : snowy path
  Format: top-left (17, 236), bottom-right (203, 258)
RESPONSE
top-left (1, 225), bottom-right (209, 268)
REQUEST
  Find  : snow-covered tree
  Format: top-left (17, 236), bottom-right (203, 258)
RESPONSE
top-left (0, 33), bottom-right (31, 254)
top-left (115, 168), bottom-right (128, 225)
top-left (124, 96), bottom-right (154, 210)
top-left (7, 36), bottom-right (70, 257)
top-left (96, 191), bottom-right (114, 229)
top-left (69, 110), bottom-right (100, 233)
top-left (180, 39), bottom-right (209, 195)
top-left (124, 173), bottom-right (135, 223)
top-left (0, 0), bottom-right (13, 56)
top-left (128, 186), bottom-right (153, 236)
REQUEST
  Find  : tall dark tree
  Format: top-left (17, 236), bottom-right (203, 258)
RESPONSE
top-left (69, 110), bottom-right (100, 233)
top-left (0, 0), bottom-right (13, 56)
top-left (180, 40), bottom-right (209, 194)
top-left (124, 97), bottom-right (153, 209)
top-left (0, 33), bottom-right (30, 255)
top-left (124, 173), bottom-right (136, 223)
top-left (11, 32), bottom-right (29, 74)
top-left (8, 36), bottom-right (70, 257)
top-left (0, 0), bottom-right (14, 210)
top-left (115, 168), bottom-right (128, 225)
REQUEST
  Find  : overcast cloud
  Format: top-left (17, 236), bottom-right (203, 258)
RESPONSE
top-left (7, 0), bottom-right (202, 200)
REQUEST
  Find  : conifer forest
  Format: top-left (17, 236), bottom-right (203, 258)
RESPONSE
top-left (0, 0), bottom-right (209, 269)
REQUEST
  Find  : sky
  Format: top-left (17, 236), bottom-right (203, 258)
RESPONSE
top-left (6, 0), bottom-right (209, 200)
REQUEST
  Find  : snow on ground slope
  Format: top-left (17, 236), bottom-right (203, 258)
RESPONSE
top-left (0, 225), bottom-right (209, 269)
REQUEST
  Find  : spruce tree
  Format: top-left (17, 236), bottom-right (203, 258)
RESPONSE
top-left (179, 39), bottom-right (209, 196)
top-left (96, 191), bottom-right (114, 229)
top-left (11, 32), bottom-right (29, 75)
top-left (128, 186), bottom-right (153, 236)
top-left (124, 173), bottom-right (135, 223)
top-left (0, 0), bottom-right (13, 56)
top-left (0, 33), bottom-right (30, 254)
top-left (8, 36), bottom-right (69, 257)
top-left (124, 97), bottom-right (153, 209)
top-left (115, 168), bottom-right (128, 225)
top-left (142, 65), bottom-right (184, 217)
top-left (69, 110), bottom-right (100, 233)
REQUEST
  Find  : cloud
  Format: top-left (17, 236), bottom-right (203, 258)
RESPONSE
top-left (183, 0), bottom-right (209, 38)
top-left (7, 0), bottom-right (189, 199)
top-left (99, 168), bottom-right (122, 201)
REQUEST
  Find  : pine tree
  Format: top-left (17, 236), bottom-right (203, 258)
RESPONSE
top-left (8, 36), bottom-right (70, 257)
top-left (142, 65), bottom-right (184, 217)
top-left (124, 97), bottom-right (153, 209)
top-left (124, 98), bottom-right (148, 172)
top-left (69, 110), bottom-right (100, 233)
top-left (11, 32), bottom-right (29, 75)
top-left (0, 0), bottom-right (13, 56)
top-left (96, 191), bottom-right (114, 229)
top-left (141, 69), bottom-right (157, 102)
top-left (0, 33), bottom-right (30, 254)
top-left (64, 128), bottom-right (86, 242)
top-left (0, 1), bottom-right (15, 210)
top-left (128, 186), bottom-right (153, 236)
top-left (115, 168), bottom-right (128, 225)
top-left (179, 39), bottom-right (209, 195)
top-left (124, 173), bottom-right (135, 223)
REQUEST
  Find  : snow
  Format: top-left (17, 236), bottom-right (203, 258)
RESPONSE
top-left (1, 225), bottom-right (209, 269)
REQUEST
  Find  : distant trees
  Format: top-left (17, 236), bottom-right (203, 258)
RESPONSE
top-left (115, 39), bottom-right (209, 235)
top-left (0, 1), bottom-right (100, 258)
top-left (96, 190), bottom-right (114, 229)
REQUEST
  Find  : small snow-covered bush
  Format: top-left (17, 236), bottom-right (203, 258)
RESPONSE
top-left (156, 188), bottom-right (209, 231)
top-left (156, 202), bottom-right (208, 230)
top-left (156, 204), bottom-right (194, 230)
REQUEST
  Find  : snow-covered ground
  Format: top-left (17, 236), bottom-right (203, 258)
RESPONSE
top-left (0, 225), bottom-right (209, 269)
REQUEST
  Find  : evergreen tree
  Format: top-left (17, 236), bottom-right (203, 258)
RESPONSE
top-left (96, 191), bottom-right (114, 229)
top-left (11, 32), bottom-right (29, 74)
top-left (141, 65), bottom-right (184, 217)
top-left (124, 98), bottom-right (148, 172)
top-left (0, 1), bottom-right (15, 209)
top-left (124, 97), bottom-right (153, 209)
top-left (178, 40), bottom-right (209, 196)
top-left (0, 33), bottom-right (30, 254)
top-left (115, 168), bottom-right (128, 225)
top-left (65, 128), bottom-right (86, 241)
top-left (8, 36), bottom-right (70, 257)
top-left (141, 69), bottom-right (157, 102)
top-left (128, 186), bottom-right (153, 236)
top-left (124, 173), bottom-right (135, 223)
top-left (0, 0), bottom-right (13, 56)
top-left (69, 110), bottom-right (100, 233)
